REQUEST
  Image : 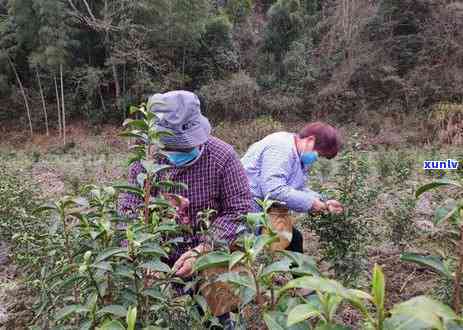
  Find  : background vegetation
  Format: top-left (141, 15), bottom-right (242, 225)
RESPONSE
top-left (1, 0), bottom-right (462, 135)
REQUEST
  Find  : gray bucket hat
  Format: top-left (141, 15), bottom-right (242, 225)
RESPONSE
top-left (147, 90), bottom-right (211, 148)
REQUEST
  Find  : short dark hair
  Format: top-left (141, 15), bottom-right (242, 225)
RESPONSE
top-left (298, 122), bottom-right (342, 159)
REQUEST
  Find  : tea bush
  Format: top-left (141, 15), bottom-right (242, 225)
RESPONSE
top-left (402, 177), bottom-right (463, 313)
top-left (0, 165), bottom-right (47, 273)
top-left (28, 105), bottom-right (220, 329)
top-left (385, 195), bottom-right (416, 248)
top-left (375, 149), bottom-right (413, 184)
top-left (305, 149), bottom-right (378, 285)
top-left (375, 151), bottom-right (394, 181)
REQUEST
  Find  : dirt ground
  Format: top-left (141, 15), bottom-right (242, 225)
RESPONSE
top-left (0, 242), bottom-right (34, 329)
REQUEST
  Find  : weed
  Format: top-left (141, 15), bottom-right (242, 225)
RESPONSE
top-left (32, 150), bottom-right (41, 163)
top-left (376, 149), bottom-right (413, 184)
top-left (393, 150), bottom-right (413, 183)
top-left (376, 150), bottom-right (394, 181)
top-left (385, 195), bottom-right (416, 249)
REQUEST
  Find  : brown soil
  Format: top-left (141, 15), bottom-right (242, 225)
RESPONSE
top-left (368, 245), bottom-right (437, 309)
top-left (0, 242), bottom-right (34, 329)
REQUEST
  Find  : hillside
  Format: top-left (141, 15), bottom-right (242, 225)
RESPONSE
top-left (0, 0), bottom-right (462, 138)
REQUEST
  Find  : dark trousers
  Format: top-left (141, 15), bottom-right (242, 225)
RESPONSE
top-left (287, 226), bottom-right (303, 253)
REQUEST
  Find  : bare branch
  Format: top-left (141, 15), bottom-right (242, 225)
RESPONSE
top-left (81, 0), bottom-right (96, 21)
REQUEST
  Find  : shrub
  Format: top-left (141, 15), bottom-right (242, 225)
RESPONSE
top-left (305, 149), bottom-right (378, 285)
top-left (213, 115), bottom-right (284, 154)
top-left (429, 102), bottom-right (463, 145)
top-left (393, 149), bottom-right (413, 183)
top-left (224, 0), bottom-right (253, 24)
top-left (0, 165), bottom-right (45, 273)
top-left (375, 151), bottom-right (394, 181)
top-left (258, 90), bottom-right (304, 118)
top-left (376, 149), bottom-right (413, 184)
top-left (198, 72), bottom-right (259, 120)
top-left (385, 195), bottom-right (416, 248)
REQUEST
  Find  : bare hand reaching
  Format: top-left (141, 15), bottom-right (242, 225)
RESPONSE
top-left (311, 199), bottom-right (327, 214)
top-left (326, 199), bottom-right (344, 215)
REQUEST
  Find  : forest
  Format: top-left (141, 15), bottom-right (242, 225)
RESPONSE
top-left (1, 0), bottom-right (463, 329)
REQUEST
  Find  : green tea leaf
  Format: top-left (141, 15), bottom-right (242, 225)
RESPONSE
top-left (279, 276), bottom-right (372, 303)
top-left (140, 243), bottom-right (168, 257)
top-left (113, 265), bottom-right (135, 279)
top-left (127, 306), bottom-right (137, 330)
top-left (91, 261), bottom-right (113, 272)
top-left (279, 251), bottom-right (321, 276)
top-left (141, 259), bottom-right (171, 273)
top-left (33, 204), bottom-right (57, 215)
top-left (387, 296), bottom-right (457, 329)
top-left (434, 200), bottom-right (460, 225)
top-left (194, 251), bottom-right (230, 272)
top-left (140, 161), bottom-right (171, 175)
top-left (215, 272), bottom-right (256, 291)
top-left (143, 288), bottom-right (167, 302)
top-left (94, 247), bottom-right (128, 264)
top-left (416, 180), bottom-right (462, 198)
top-left (262, 259), bottom-right (291, 276)
top-left (372, 264), bottom-right (385, 310)
top-left (55, 304), bottom-right (89, 321)
top-left (229, 251), bottom-right (245, 270)
top-left (263, 312), bottom-right (285, 330)
top-left (113, 185), bottom-right (144, 197)
top-left (97, 320), bottom-right (126, 330)
top-left (97, 305), bottom-right (127, 318)
top-left (251, 234), bottom-right (277, 258)
top-left (154, 180), bottom-right (188, 191)
top-left (287, 304), bottom-right (320, 326)
top-left (400, 253), bottom-right (453, 278)
top-left (123, 119), bottom-right (148, 130)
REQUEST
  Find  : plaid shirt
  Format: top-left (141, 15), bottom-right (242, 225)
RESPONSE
top-left (117, 136), bottom-right (252, 264)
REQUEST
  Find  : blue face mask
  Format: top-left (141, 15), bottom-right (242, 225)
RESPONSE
top-left (165, 148), bottom-right (200, 167)
top-left (301, 151), bottom-right (318, 168)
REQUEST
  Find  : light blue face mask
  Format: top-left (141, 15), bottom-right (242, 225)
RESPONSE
top-left (301, 151), bottom-right (318, 168)
top-left (165, 148), bottom-right (200, 167)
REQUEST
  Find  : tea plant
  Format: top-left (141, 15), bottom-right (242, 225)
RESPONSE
top-left (0, 165), bottom-right (47, 273)
top-left (402, 177), bottom-right (463, 313)
top-left (375, 150), bottom-right (413, 184)
top-left (385, 195), bottom-right (416, 249)
top-left (392, 150), bottom-right (413, 184)
top-left (281, 264), bottom-right (463, 330)
top-left (194, 198), bottom-right (322, 328)
top-left (375, 151), bottom-right (394, 182)
top-left (197, 210), bottom-right (463, 330)
top-left (31, 103), bottom-right (214, 328)
top-left (305, 149), bottom-right (378, 285)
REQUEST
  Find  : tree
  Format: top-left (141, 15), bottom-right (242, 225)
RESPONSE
top-left (225, 0), bottom-right (253, 24)
top-left (262, 0), bottom-right (303, 79)
top-left (0, 0), bottom-right (40, 137)
top-left (31, 0), bottom-right (76, 143)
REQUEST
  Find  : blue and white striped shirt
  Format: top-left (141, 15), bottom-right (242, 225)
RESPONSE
top-left (241, 132), bottom-right (321, 213)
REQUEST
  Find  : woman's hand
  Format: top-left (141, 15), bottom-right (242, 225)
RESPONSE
top-left (173, 244), bottom-right (210, 278)
top-left (326, 199), bottom-right (344, 215)
top-left (311, 199), bottom-right (328, 214)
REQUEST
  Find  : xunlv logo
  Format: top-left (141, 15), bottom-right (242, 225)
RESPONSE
top-left (423, 159), bottom-right (459, 170)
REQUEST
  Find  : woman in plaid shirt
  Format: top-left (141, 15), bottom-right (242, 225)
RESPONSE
top-left (117, 90), bottom-right (252, 278)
